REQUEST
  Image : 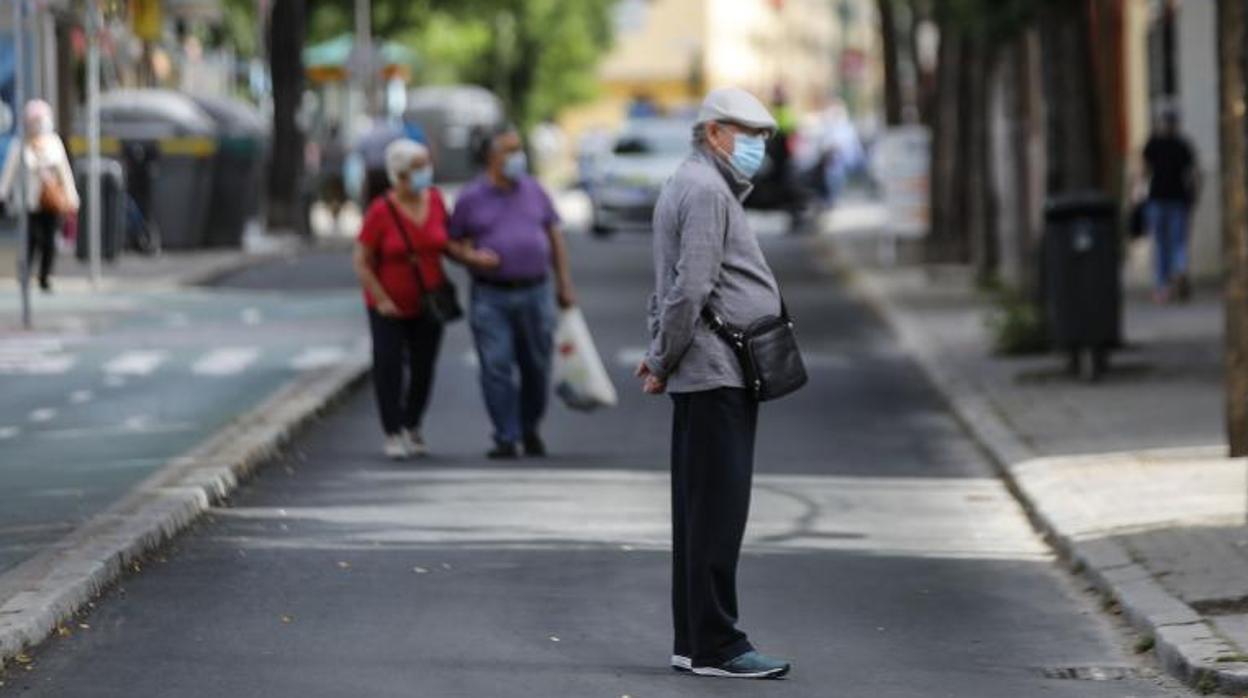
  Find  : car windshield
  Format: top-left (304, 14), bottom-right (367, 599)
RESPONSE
top-left (612, 124), bottom-right (691, 156)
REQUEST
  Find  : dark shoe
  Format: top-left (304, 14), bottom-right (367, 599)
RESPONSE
top-left (522, 432), bottom-right (546, 457)
top-left (38, 278), bottom-right (51, 293)
top-left (670, 654), bottom-right (692, 673)
top-left (487, 442), bottom-right (519, 460)
top-left (692, 650), bottom-right (790, 679)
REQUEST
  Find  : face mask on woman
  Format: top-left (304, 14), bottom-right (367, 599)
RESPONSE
top-left (407, 166), bottom-right (433, 193)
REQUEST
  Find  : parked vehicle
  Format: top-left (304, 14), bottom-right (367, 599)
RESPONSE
top-left (588, 118), bottom-right (691, 236)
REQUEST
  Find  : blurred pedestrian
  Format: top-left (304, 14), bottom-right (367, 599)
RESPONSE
top-left (447, 125), bottom-right (577, 459)
top-left (637, 87), bottom-right (792, 679)
top-left (352, 138), bottom-right (498, 459)
top-left (0, 100), bottom-right (79, 292)
top-left (1140, 107), bottom-right (1200, 303)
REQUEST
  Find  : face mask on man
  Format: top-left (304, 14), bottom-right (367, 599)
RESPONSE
top-left (726, 133), bottom-right (766, 178)
top-left (502, 151), bottom-right (528, 181)
top-left (407, 166), bottom-right (433, 192)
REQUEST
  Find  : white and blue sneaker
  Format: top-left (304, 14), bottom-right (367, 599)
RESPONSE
top-left (692, 650), bottom-right (791, 679)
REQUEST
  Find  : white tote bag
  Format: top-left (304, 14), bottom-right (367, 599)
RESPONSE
top-left (552, 307), bottom-right (618, 411)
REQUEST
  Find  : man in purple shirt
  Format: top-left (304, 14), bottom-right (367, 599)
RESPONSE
top-left (447, 125), bottom-right (577, 458)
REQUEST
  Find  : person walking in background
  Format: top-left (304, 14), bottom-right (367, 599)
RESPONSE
top-left (1141, 107), bottom-right (1200, 303)
top-left (0, 100), bottom-right (79, 293)
top-left (637, 87), bottom-right (792, 679)
top-left (353, 139), bottom-right (499, 459)
top-left (447, 125), bottom-right (577, 460)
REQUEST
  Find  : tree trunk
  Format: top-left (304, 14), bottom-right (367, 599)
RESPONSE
top-left (926, 20), bottom-right (965, 263)
top-left (1039, 4), bottom-right (1102, 193)
top-left (266, 0), bottom-right (306, 233)
top-left (877, 0), bottom-right (905, 125)
top-left (1218, 0), bottom-right (1248, 456)
top-left (964, 33), bottom-right (994, 281)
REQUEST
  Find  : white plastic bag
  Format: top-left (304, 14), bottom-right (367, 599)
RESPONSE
top-left (552, 307), bottom-right (618, 411)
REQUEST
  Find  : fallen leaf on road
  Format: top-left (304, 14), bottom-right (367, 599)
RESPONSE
top-left (13, 654), bottom-right (32, 665)
top-left (78, 623), bottom-right (90, 630)
top-left (412, 567), bottom-right (428, 574)
top-left (280, 615), bottom-right (294, 624)
top-left (550, 636), bottom-right (560, 643)
top-left (337, 561), bottom-right (351, 570)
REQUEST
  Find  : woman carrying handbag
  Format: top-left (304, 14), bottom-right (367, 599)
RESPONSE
top-left (352, 139), bottom-right (500, 459)
top-left (0, 100), bottom-right (79, 292)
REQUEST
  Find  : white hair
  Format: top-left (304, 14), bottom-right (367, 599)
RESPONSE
top-left (384, 138), bottom-right (430, 186)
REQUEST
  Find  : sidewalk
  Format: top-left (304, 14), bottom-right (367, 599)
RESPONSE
top-left (825, 233), bottom-right (1248, 693)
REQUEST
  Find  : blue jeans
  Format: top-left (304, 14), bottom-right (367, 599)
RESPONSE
top-left (470, 280), bottom-right (557, 445)
top-left (1146, 200), bottom-right (1191, 290)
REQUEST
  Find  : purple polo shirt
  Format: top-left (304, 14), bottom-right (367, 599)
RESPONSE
top-left (448, 174), bottom-right (559, 281)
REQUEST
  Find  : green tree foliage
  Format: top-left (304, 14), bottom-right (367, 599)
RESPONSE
top-left (306, 0), bottom-right (617, 128)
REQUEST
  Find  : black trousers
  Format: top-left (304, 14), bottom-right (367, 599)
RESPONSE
top-left (27, 212), bottom-right (59, 287)
top-left (368, 309), bottom-right (444, 436)
top-left (670, 387), bottom-right (758, 666)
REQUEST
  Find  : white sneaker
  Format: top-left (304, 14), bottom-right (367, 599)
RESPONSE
top-left (671, 654), bottom-right (692, 672)
top-left (402, 429), bottom-right (427, 457)
top-left (383, 434), bottom-right (410, 460)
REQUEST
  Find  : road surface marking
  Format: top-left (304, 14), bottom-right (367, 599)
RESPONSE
top-left (29, 408), bottom-right (57, 423)
top-left (123, 415), bottom-right (153, 431)
top-left (291, 346), bottom-right (346, 371)
top-left (192, 347), bottom-right (261, 376)
top-left (37, 421), bottom-right (197, 439)
top-left (615, 347), bottom-right (647, 369)
top-left (69, 390), bottom-right (94, 404)
top-left (0, 426), bottom-right (18, 440)
top-left (104, 350), bottom-right (168, 376)
top-left (216, 469), bottom-right (1051, 561)
top-left (241, 308), bottom-right (264, 326)
top-left (0, 337), bottom-right (77, 375)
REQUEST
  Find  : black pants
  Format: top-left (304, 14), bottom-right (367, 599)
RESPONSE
top-left (27, 212), bottom-right (59, 288)
top-left (670, 387), bottom-right (758, 666)
top-left (368, 309), bottom-right (444, 436)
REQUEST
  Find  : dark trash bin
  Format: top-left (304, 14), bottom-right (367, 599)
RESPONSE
top-left (1042, 191), bottom-right (1122, 380)
top-left (73, 89), bottom-right (218, 250)
top-left (73, 158), bottom-right (126, 262)
top-left (190, 95), bottom-right (267, 248)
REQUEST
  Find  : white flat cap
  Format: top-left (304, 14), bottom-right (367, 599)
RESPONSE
top-left (696, 88), bottom-right (777, 133)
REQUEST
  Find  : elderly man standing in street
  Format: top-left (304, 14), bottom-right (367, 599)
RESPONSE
top-left (636, 88), bottom-right (792, 679)
top-left (449, 125), bottom-right (577, 459)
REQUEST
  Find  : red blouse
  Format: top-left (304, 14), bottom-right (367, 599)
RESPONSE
top-left (358, 189), bottom-right (449, 318)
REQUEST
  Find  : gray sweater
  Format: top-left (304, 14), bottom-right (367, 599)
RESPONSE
top-left (645, 147), bottom-right (782, 393)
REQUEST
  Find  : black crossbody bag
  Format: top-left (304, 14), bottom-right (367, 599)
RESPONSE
top-left (702, 302), bottom-right (808, 402)
top-left (384, 198), bottom-right (463, 324)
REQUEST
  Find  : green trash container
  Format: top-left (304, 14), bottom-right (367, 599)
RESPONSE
top-left (191, 96), bottom-right (267, 248)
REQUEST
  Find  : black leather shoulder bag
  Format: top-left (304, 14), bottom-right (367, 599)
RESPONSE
top-left (702, 301), bottom-right (808, 402)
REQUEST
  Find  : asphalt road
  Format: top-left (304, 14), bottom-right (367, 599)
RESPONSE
top-left (3, 235), bottom-right (1189, 697)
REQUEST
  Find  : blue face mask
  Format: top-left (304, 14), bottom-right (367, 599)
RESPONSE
top-left (728, 134), bottom-right (766, 178)
top-left (407, 166), bottom-right (433, 192)
top-left (502, 151), bottom-right (528, 181)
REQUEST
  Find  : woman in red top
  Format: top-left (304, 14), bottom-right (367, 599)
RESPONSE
top-left (352, 139), bottom-right (498, 458)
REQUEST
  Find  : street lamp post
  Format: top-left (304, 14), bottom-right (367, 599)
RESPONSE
top-left (86, 0), bottom-right (102, 286)
top-left (13, 0), bottom-right (30, 329)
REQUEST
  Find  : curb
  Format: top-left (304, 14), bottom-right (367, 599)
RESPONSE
top-left (831, 255), bottom-right (1248, 694)
top-left (0, 352), bottom-right (369, 671)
